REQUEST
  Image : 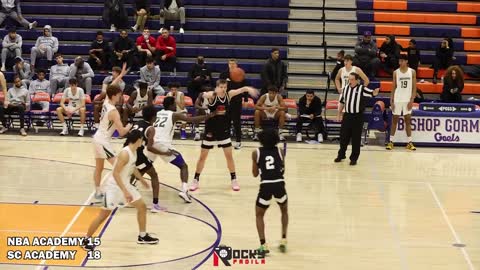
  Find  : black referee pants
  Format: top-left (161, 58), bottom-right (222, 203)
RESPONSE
top-left (338, 113), bottom-right (363, 162)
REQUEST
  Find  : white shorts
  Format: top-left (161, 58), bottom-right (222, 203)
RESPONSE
top-left (102, 181), bottom-right (142, 210)
top-left (265, 110), bottom-right (278, 119)
top-left (392, 102), bottom-right (412, 116)
top-left (93, 140), bottom-right (116, 159)
top-left (65, 106), bottom-right (81, 115)
top-left (145, 143), bottom-right (177, 163)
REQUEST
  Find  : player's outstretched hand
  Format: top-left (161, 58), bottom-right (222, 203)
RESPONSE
top-left (244, 87), bottom-right (260, 99)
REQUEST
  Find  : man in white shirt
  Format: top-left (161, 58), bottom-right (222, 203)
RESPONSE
top-left (55, 78), bottom-right (87, 136)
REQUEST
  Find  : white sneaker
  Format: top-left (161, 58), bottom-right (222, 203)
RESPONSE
top-left (231, 180), bottom-right (240, 191)
top-left (0, 126), bottom-right (7, 134)
top-left (296, 133), bottom-right (302, 142)
top-left (20, 128), bottom-right (27, 136)
top-left (178, 191), bottom-right (192, 203)
top-left (151, 203), bottom-right (167, 213)
top-left (179, 28), bottom-right (185, 34)
top-left (158, 27), bottom-right (164, 33)
top-left (0, 65), bottom-right (5, 72)
top-left (189, 179), bottom-right (199, 191)
top-left (60, 128), bottom-right (68, 136)
top-left (78, 128), bottom-right (84, 137)
top-left (194, 132), bottom-right (201, 141)
top-left (234, 142), bottom-right (242, 150)
top-left (317, 133), bottom-right (324, 143)
top-left (279, 133), bottom-right (286, 141)
top-left (131, 25), bottom-right (138, 32)
top-left (110, 24), bottom-right (117, 32)
top-left (29, 21), bottom-right (37, 29)
top-left (253, 133), bottom-right (259, 141)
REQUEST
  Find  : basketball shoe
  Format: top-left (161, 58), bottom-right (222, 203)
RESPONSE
top-left (231, 180), bottom-right (240, 191)
top-left (386, 141), bottom-right (394, 150)
top-left (189, 179), bottom-right (199, 191)
top-left (279, 238), bottom-right (287, 253)
top-left (137, 233), bottom-right (159, 244)
top-left (257, 244), bottom-right (270, 255)
top-left (406, 142), bottom-right (416, 151)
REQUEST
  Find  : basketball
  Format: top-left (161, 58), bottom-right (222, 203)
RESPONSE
top-left (230, 67), bottom-right (245, 83)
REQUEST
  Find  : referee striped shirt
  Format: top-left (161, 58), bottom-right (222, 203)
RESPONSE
top-left (339, 84), bottom-right (375, 113)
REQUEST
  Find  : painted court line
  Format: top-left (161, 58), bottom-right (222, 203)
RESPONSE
top-left (427, 182), bottom-right (476, 270)
top-left (0, 229), bottom-right (85, 235)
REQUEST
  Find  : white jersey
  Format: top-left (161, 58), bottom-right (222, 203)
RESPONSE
top-left (153, 109), bottom-right (174, 147)
top-left (63, 87), bottom-right (85, 109)
top-left (264, 93), bottom-right (280, 108)
top-left (394, 68), bottom-right (413, 103)
top-left (105, 146), bottom-right (137, 186)
top-left (133, 90), bottom-right (148, 109)
top-left (340, 66), bottom-right (358, 90)
top-left (167, 91), bottom-right (185, 112)
top-left (93, 101), bottom-right (117, 144)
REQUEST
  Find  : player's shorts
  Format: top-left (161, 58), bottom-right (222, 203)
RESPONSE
top-left (102, 180), bottom-right (142, 210)
top-left (63, 106), bottom-right (82, 115)
top-left (201, 131), bottom-right (232, 149)
top-left (264, 109), bottom-right (279, 119)
top-left (136, 150), bottom-right (153, 173)
top-left (145, 143), bottom-right (186, 168)
top-left (256, 181), bottom-right (288, 209)
top-left (392, 102), bottom-right (412, 116)
top-left (93, 140), bottom-right (115, 159)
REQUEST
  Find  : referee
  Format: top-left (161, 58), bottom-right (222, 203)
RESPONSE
top-left (335, 72), bottom-right (379, 165)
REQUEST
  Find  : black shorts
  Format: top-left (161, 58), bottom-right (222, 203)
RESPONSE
top-left (136, 152), bottom-right (153, 174)
top-left (201, 117), bottom-right (231, 149)
top-left (256, 181), bottom-right (287, 209)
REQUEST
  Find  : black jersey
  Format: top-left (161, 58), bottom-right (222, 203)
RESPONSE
top-left (205, 93), bottom-right (231, 136)
top-left (131, 120), bottom-right (150, 152)
top-left (207, 93), bottom-right (230, 113)
top-left (256, 147), bottom-right (284, 183)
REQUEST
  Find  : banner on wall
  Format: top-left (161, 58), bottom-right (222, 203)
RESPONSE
top-left (394, 116), bottom-right (480, 145)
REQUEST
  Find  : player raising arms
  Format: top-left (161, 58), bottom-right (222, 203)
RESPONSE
top-left (92, 84), bottom-right (132, 200)
top-left (190, 79), bottom-right (259, 192)
top-left (128, 106), bottom-right (169, 212)
top-left (84, 130), bottom-right (158, 251)
top-left (146, 96), bottom-right (215, 202)
top-left (252, 129), bottom-right (288, 254)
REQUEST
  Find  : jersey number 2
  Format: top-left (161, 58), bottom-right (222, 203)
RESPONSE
top-left (265, 156), bottom-right (275, 170)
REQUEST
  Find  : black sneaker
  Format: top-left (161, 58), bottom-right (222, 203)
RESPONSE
top-left (349, 160), bottom-right (357, 166)
top-left (334, 156), bottom-right (345, 163)
top-left (82, 238), bottom-right (95, 251)
top-left (137, 233), bottom-right (159, 244)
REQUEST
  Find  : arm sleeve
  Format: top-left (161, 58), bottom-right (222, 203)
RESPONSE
top-left (17, 35), bottom-right (22, 49)
top-left (2, 36), bottom-right (10, 48)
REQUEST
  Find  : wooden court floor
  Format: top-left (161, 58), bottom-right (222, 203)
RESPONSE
top-left (1, 134), bottom-right (480, 269)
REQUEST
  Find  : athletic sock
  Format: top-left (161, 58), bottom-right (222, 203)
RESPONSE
top-left (80, 124), bottom-right (84, 129)
top-left (62, 122), bottom-right (67, 129)
top-left (194, 173), bottom-right (200, 181)
top-left (182, 182), bottom-right (188, 193)
top-left (153, 198), bottom-right (158, 204)
top-left (230, 172), bottom-right (236, 181)
top-left (139, 232), bottom-right (146, 237)
top-left (282, 234), bottom-right (286, 239)
top-left (260, 239), bottom-right (265, 245)
top-left (95, 186), bottom-right (101, 194)
top-left (390, 134), bottom-right (395, 143)
top-left (407, 136), bottom-right (412, 143)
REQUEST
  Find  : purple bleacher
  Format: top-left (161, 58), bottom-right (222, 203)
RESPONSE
top-left (358, 24), bottom-right (462, 39)
top-left (407, 1), bottom-right (456, 12)
top-left (356, 0), bottom-right (373, 9)
top-left (356, 11), bottom-right (374, 22)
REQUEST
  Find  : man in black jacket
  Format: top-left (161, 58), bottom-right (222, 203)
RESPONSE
top-left (88, 31), bottom-right (110, 71)
top-left (296, 90), bottom-right (326, 143)
top-left (111, 30), bottom-right (136, 70)
top-left (261, 48), bottom-right (287, 97)
top-left (432, 38), bottom-right (454, 84)
top-left (187, 56), bottom-right (211, 102)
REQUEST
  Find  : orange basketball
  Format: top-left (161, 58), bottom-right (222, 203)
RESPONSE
top-left (230, 67), bottom-right (245, 83)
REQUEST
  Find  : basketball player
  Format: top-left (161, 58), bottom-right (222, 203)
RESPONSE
top-left (193, 89), bottom-right (210, 141)
top-left (190, 79), bottom-right (259, 192)
top-left (334, 54), bottom-right (369, 119)
top-left (83, 130), bottom-right (158, 251)
top-left (56, 78), bottom-right (87, 136)
top-left (94, 64), bottom-right (127, 127)
top-left (386, 54), bottom-right (417, 151)
top-left (92, 84), bottom-right (132, 200)
top-left (123, 80), bottom-right (153, 124)
top-left (146, 96), bottom-right (215, 202)
top-left (128, 106), bottom-right (168, 212)
top-left (165, 82), bottom-right (187, 139)
top-left (252, 129), bottom-right (288, 254)
top-left (253, 85), bottom-right (287, 141)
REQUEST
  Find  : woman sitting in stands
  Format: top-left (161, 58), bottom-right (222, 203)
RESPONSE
top-left (440, 65), bottom-right (464, 103)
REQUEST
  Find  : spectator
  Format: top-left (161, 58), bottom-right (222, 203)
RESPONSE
top-left (69, 56), bottom-right (94, 95)
top-left (49, 53), bottom-right (71, 94)
top-left (1, 27), bottom-right (22, 71)
top-left (140, 57), bottom-right (164, 96)
top-left (187, 56), bottom-right (212, 102)
top-left (353, 31), bottom-right (381, 78)
top-left (13, 56), bottom-right (32, 88)
top-left (296, 90), bottom-right (326, 143)
top-left (56, 78), bottom-right (86, 136)
top-left (330, 50), bottom-right (345, 81)
top-left (254, 85), bottom-right (287, 141)
top-left (131, 0), bottom-right (150, 32)
top-left (136, 28), bottom-right (156, 67)
top-left (0, 0), bottom-right (37, 30)
top-left (94, 65), bottom-right (127, 125)
top-left (379, 35), bottom-right (400, 74)
top-left (111, 30), bottom-right (136, 70)
top-left (102, 0), bottom-right (127, 32)
top-left (166, 81), bottom-right (187, 139)
top-left (219, 59), bottom-right (247, 149)
top-left (401, 39), bottom-right (420, 71)
top-left (432, 38), bottom-right (454, 84)
top-left (158, 0), bottom-right (185, 34)
top-left (30, 25), bottom-right (58, 70)
top-left (123, 80), bottom-right (152, 124)
top-left (441, 66), bottom-right (464, 103)
top-left (261, 48), bottom-right (287, 96)
top-left (29, 69), bottom-right (51, 126)
top-left (0, 76), bottom-right (28, 135)
top-left (88, 31), bottom-right (110, 72)
top-left (155, 28), bottom-right (176, 72)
